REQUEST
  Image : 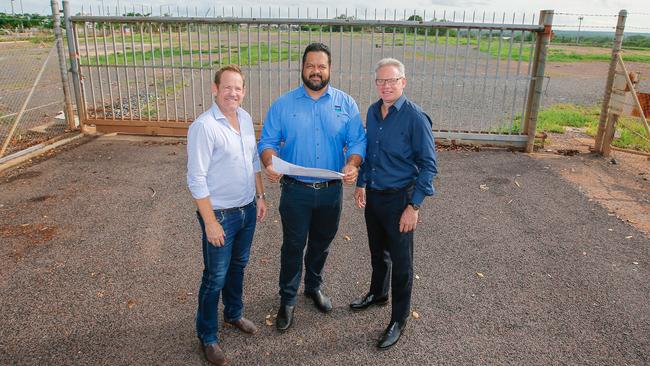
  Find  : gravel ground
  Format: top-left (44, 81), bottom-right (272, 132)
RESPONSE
top-left (1, 135), bottom-right (649, 365)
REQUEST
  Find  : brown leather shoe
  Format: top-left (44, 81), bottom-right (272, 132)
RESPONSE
top-left (225, 317), bottom-right (258, 334)
top-left (202, 343), bottom-right (227, 366)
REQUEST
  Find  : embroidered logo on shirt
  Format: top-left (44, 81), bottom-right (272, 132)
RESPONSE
top-left (334, 105), bottom-right (342, 112)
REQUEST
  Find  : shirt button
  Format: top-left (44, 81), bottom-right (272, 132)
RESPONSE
top-left (373, 154), bottom-right (376, 157)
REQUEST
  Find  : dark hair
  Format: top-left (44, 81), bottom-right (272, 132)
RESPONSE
top-left (214, 64), bottom-right (246, 87)
top-left (302, 43), bottom-right (331, 65)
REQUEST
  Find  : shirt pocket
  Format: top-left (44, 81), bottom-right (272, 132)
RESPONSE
top-left (327, 113), bottom-right (349, 141)
top-left (287, 112), bottom-right (312, 140)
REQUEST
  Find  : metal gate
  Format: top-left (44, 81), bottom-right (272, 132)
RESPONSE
top-left (67, 8), bottom-right (553, 151)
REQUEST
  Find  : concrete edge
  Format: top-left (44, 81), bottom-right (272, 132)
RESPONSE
top-left (0, 133), bottom-right (86, 174)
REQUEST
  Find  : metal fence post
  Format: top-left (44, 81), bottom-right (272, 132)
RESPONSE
top-left (523, 10), bottom-right (553, 153)
top-left (51, 0), bottom-right (76, 130)
top-left (594, 9), bottom-right (627, 153)
top-left (62, 0), bottom-right (87, 129)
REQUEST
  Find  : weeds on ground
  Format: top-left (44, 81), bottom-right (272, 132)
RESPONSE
top-left (496, 103), bottom-right (650, 152)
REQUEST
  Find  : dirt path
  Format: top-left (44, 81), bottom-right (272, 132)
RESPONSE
top-left (532, 129), bottom-right (650, 235)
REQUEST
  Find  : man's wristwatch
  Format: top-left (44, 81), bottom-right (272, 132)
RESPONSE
top-left (410, 203), bottom-right (420, 211)
top-left (256, 193), bottom-right (267, 200)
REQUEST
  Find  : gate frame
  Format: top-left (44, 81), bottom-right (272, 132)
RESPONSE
top-left (66, 10), bottom-right (553, 150)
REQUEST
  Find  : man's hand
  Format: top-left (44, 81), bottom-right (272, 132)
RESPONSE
top-left (264, 164), bottom-right (283, 183)
top-left (342, 164), bottom-right (358, 185)
top-left (205, 221), bottom-right (226, 246)
top-left (256, 198), bottom-right (267, 221)
top-left (354, 187), bottom-right (366, 208)
top-left (399, 205), bottom-right (419, 233)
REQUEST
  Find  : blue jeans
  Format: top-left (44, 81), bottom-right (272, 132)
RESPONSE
top-left (278, 180), bottom-right (342, 306)
top-left (196, 201), bottom-right (256, 345)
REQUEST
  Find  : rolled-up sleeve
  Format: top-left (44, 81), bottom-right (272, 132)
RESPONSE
top-left (186, 122), bottom-right (213, 200)
top-left (258, 103), bottom-right (283, 155)
top-left (344, 99), bottom-right (367, 160)
top-left (411, 112), bottom-right (438, 205)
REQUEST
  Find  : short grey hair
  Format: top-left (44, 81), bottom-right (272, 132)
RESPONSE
top-left (374, 58), bottom-right (405, 78)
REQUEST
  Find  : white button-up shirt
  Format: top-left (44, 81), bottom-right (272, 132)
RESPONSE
top-left (187, 102), bottom-right (260, 209)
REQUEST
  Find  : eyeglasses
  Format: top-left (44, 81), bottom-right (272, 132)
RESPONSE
top-left (375, 77), bottom-right (403, 86)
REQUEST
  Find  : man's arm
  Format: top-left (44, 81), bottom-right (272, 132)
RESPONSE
top-left (260, 149), bottom-right (282, 183)
top-left (342, 154), bottom-right (362, 184)
top-left (195, 197), bottom-right (226, 246)
top-left (254, 172), bottom-right (267, 221)
top-left (258, 103), bottom-right (284, 183)
top-left (187, 122), bottom-right (226, 246)
top-left (399, 111), bottom-right (437, 233)
top-left (342, 99), bottom-right (367, 184)
top-left (410, 111), bottom-right (438, 206)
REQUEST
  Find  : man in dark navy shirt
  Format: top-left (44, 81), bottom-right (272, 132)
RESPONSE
top-left (351, 57), bottom-right (438, 349)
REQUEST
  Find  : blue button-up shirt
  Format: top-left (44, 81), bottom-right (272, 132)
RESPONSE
top-left (258, 85), bottom-right (367, 183)
top-left (357, 94), bottom-right (438, 205)
top-left (187, 102), bottom-right (260, 209)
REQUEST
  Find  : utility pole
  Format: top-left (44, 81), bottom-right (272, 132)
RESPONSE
top-left (577, 16), bottom-right (584, 45)
top-left (11, 0), bottom-right (15, 15)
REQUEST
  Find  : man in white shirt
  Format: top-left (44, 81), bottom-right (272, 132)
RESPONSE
top-left (187, 65), bottom-right (267, 366)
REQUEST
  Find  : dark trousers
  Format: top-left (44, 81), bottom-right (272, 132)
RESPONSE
top-left (365, 188), bottom-right (414, 323)
top-left (278, 180), bottom-right (342, 306)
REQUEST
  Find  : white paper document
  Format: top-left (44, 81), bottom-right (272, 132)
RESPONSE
top-left (272, 155), bottom-right (344, 180)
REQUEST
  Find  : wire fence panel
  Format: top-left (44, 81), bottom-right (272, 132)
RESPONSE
top-left (0, 39), bottom-right (71, 158)
top-left (70, 12), bottom-right (547, 144)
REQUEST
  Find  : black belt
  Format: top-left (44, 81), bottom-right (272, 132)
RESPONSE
top-left (282, 176), bottom-right (342, 189)
top-left (213, 200), bottom-right (255, 215)
top-left (366, 183), bottom-right (414, 194)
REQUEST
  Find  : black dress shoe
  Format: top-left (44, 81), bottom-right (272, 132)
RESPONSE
top-left (350, 293), bottom-right (389, 311)
top-left (275, 305), bottom-right (295, 332)
top-left (304, 290), bottom-right (333, 313)
top-left (377, 320), bottom-right (407, 349)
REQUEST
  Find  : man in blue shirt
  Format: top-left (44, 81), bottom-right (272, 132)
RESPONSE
top-left (350, 58), bottom-right (437, 349)
top-left (187, 65), bottom-right (267, 366)
top-left (258, 43), bottom-right (367, 332)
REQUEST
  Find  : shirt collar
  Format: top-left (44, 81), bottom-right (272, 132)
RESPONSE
top-left (374, 94), bottom-right (407, 116)
top-left (210, 102), bottom-right (239, 125)
top-left (392, 94), bottom-right (407, 110)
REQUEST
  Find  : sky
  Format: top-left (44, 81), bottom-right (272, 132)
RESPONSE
top-left (8, 0), bottom-right (650, 31)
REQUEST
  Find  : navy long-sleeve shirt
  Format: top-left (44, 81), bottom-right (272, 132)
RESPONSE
top-left (357, 94), bottom-right (438, 206)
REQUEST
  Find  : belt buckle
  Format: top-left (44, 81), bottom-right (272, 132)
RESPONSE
top-left (312, 181), bottom-right (323, 190)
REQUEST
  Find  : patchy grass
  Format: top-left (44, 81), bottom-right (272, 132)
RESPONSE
top-left (80, 43), bottom-right (300, 66)
top-left (496, 103), bottom-right (649, 152)
top-left (535, 104), bottom-right (600, 132)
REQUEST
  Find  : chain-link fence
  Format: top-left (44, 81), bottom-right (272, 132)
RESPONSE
top-left (0, 33), bottom-right (73, 159)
